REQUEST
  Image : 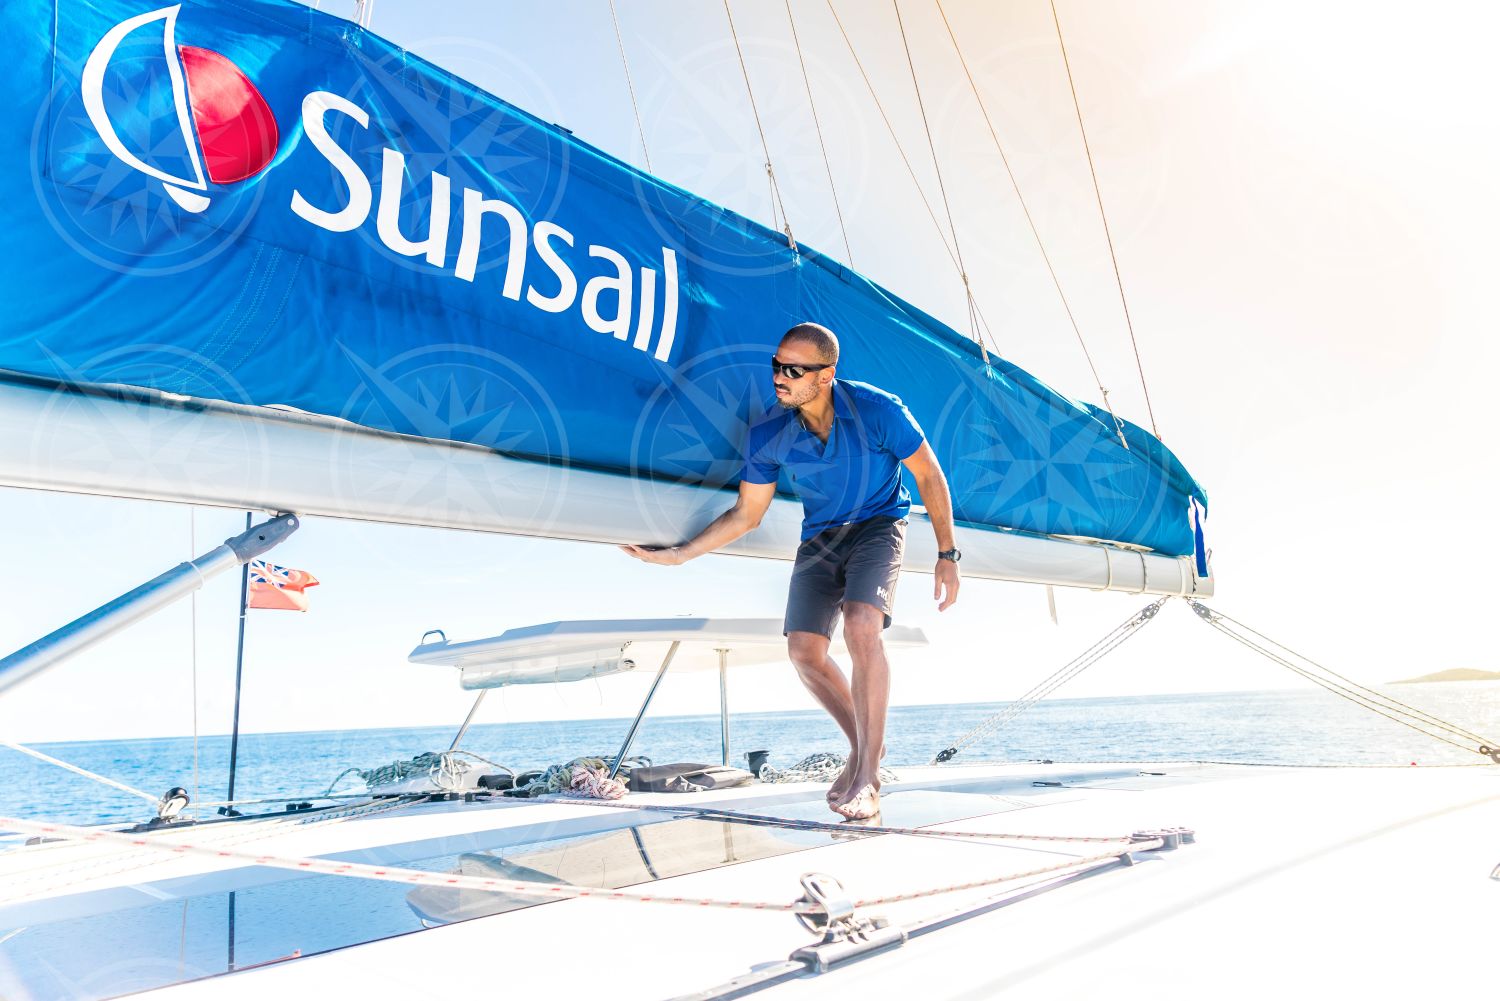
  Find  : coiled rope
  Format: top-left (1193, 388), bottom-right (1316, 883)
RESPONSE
top-left (757, 751), bottom-right (898, 786)
top-left (323, 749), bottom-right (513, 797)
top-left (933, 598), bottom-right (1167, 763)
top-left (1188, 601), bottom-right (1500, 763)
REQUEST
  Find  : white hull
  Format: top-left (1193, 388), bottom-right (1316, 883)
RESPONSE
top-left (0, 761), bottom-right (1488, 999)
top-left (0, 377), bottom-right (1211, 597)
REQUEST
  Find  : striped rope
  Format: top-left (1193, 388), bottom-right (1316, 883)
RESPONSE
top-left (539, 797), bottom-right (1136, 844)
top-left (0, 814), bottom-right (1157, 914)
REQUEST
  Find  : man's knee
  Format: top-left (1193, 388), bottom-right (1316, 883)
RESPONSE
top-left (842, 602), bottom-right (884, 651)
top-left (787, 631), bottom-right (829, 671)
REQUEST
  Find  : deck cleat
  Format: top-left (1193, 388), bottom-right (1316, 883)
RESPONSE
top-left (790, 873), bottom-right (906, 973)
top-left (1130, 827), bottom-right (1196, 852)
top-left (153, 786), bottom-right (190, 824)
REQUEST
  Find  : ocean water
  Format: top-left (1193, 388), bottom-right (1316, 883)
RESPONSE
top-left (5, 683), bottom-right (1500, 827)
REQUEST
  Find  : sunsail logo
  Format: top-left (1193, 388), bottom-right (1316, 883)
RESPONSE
top-left (289, 91), bottom-right (680, 364)
top-left (78, 4), bottom-right (680, 365)
top-left (82, 5), bottom-right (278, 213)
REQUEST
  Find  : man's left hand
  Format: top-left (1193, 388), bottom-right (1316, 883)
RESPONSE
top-left (934, 559), bottom-right (960, 611)
top-left (619, 544), bottom-right (687, 566)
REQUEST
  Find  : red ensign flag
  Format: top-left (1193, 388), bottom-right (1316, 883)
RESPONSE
top-left (247, 560), bottom-right (320, 612)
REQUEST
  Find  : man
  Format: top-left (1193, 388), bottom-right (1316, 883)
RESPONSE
top-left (621, 322), bottom-right (960, 819)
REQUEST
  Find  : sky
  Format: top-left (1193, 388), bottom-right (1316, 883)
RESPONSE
top-left (2, 0), bottom-right (1498, 743)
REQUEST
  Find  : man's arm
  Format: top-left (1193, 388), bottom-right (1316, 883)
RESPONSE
top-left (619, 479), bottom-right (777, 566)
top-left (901, 441), bottom-right (960, 611)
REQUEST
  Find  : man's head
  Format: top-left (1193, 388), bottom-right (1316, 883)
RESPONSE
top-left (773, 322), bottom-right (839, 410)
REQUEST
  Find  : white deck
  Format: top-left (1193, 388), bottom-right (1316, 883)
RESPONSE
top-left (4, 761), bottom-right (1494, 999)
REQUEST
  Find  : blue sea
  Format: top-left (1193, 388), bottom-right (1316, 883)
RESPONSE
top-left (6, 684), bottom-right (1500, 827)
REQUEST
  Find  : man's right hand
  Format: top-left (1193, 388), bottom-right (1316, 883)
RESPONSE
top-left (619, 544), bottom-right (687, 566)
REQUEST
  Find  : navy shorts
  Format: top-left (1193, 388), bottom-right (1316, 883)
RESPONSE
top-left (784, 515), bottom-right (907, 638)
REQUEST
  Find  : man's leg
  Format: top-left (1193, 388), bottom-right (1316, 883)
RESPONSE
top-left (786, 631), bottom-right (861, 802)
top-left (829, 516), bottom-right (905, 819)
top-left (786, 631), bottom-right (857, 744)
top-left (835, 601), bottom-right (890, 818)
top-left (784, 529), bottom-right (861, 801)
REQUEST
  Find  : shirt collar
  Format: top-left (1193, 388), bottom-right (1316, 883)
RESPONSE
top-left (796, 379), bottom-right (845, 434)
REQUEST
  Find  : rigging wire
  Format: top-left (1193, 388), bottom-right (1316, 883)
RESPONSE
top-left (1049, 0), bottom-right (1161, 438)
top-left (0, 737), bottom-right (162, 806)
top-left (189, 507), bottom-right (199, 810)
top-left (933, 598), bottom-right (1168, 763)
top-left (934, 0), bottom-right (1129, 449)
top-left (892, 0), bottom-right (986, 362)
top-left (608, 0), bottom-right (654, 173)
top-left (784, 0), bottom-right (854, 265)
top-left (822, 0), bottom-right (1002, 360)
top-left (1189, 602), bottom-right (1500, 761)
top-left (822, 0), bottom-right (958, 271)
top-left (723, 0), bottom-right (798, 249)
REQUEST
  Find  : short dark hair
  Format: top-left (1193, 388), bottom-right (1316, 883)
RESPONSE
top-left (781, 322), bottom-right (839, 365)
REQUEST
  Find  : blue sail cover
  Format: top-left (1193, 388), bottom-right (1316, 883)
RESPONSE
top-left (0, 0), bottom-right (1207, 556)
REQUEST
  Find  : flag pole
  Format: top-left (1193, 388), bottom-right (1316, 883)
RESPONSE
top-left (223, 511), bottom-right (252, 817)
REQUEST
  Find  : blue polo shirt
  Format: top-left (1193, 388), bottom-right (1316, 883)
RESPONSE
top-left (742, 379), bottom-right (927, 540)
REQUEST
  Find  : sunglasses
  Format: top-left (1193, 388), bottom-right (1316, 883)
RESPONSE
top-left (771, 357), bottom-right (833, 380)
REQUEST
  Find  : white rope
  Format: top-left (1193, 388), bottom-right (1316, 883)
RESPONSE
top-left (933, 599), bottom-right (1167, 763)
top-left (724, 0), bottom-right (797, 249)
top-left (1049, 0), bottom-right (1160, 439)
top-left (891, 0), bottom-right (987, 361)
top-left (0, 738), bottom-right (161, 806)
top-left (0, 813), bottom-right (1155, 914)
top-left (934, 0), bottom-right (1128, 448)
top-left (824, 0), bottom-right (959, 272)
top-left (188, 506), bottom-right (200, 809)
top-left (608, 0), bottom-right (653, 173)
top-left (824, 0), bottom-right (1007, 362)
top-left (1189, 602), bottom-right (1500, 758)
top-left (539, 796), bottom-right (1139, 844)
top-left (0, 796), bottom-right (422, 902)
top-left (0, 814), bottom-right (811, 912)
top-left (784, 0), bottom-right (853, 265)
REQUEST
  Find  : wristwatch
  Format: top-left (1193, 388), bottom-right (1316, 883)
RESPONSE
top-left (937, 548), bottom-right (961, 563)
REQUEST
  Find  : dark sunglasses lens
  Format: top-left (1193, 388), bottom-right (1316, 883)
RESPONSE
top-left (772, 361), bottom-right (806, 379)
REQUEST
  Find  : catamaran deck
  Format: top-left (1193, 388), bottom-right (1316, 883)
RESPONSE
top-left (3, 760), bottom-right (1495, 999)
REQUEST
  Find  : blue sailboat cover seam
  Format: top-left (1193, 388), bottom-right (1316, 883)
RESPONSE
top-left (0, 0), bottom-right (1208, 556)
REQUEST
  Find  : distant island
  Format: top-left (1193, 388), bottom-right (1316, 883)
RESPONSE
top-left (1391, 668), bottom-right (1500, 684)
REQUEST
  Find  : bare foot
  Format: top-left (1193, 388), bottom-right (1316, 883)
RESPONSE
top-left (832, 783), bottom-right (880, 820)
top-left (827, 745), bottom-right (885, 806)
top-left (829, 811), bottom-right (883, 840)
top-left (827, 755), bottom-right (857, 806)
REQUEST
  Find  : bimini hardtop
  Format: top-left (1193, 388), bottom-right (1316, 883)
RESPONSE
top-left (409, 616), bottom-right (929, 775)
